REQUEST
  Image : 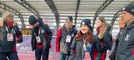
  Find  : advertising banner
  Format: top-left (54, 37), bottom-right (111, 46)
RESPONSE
top-left (17, 36), bottom-right (59, 60)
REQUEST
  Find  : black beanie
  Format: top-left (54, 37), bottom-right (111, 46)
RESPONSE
top-left (81, 19), bottom-right (93, 32)
top-left (29, 15), bottom-right (37, 25)
top-left (66, 16), bottom-right (73, 22)
top-left (122, 5), bottom-right (134, 16)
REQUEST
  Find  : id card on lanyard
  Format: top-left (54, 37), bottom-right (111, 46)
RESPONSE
top-left (35, 28), bottom-right (42, 43)
top-left (83, 38), bottom-right (91, 60)
top-left (66, 35), bottom-right (71, 42)
top-left (36, 36), bottom-right (41, 43)
top-left (83, 39), bottom-right (87, 52)
top-left (6, 27), bottom-right (14, 41)
top-left (7, 33), bottom-right (13, 41)
top-left (85, 52), bottom-right (91, 60)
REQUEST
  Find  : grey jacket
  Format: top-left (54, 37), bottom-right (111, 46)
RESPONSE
top-left (69, 35), bottom-right (101, 60)
top-left (116, 22), bottom-right (134, 60)
top-left (56, 25), bottom-right (77, 53)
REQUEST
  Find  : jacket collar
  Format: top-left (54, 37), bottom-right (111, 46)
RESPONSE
top-left (62, 24), bottom-right (74, 33)
top-left (127, 21), bottom-right (134, 30)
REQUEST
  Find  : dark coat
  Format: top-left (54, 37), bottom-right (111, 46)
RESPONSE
top-left (0, 25), bottom-right (23, 52)
top-left (69, 35), bottom-right (101, 60)
top-left (31, 23), bottom-right (52, 51)
top-left (95, 29), bottom-right (112, 60)
top-left (116, 22), bottom-right (134, 60)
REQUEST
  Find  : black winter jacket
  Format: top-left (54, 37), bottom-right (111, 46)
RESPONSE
top-left (31, 23), bottom-right (52, 51)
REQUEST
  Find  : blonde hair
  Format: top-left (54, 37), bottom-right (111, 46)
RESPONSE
top-left (97, 17), bottom-right (108, 39)
top-left (0, 12), bottom-right (16, 26)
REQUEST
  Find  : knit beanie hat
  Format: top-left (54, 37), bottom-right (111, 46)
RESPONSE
top-left (29, 15), bottom-right (37, 25)
top-left (122, 5), bottom-right (134, 16)
top-left (81, 19), bottom-right (93, 32)
top-left (66, 16), bottom-right (73, 22)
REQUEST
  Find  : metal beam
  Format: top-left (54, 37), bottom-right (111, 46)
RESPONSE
top-left (14, 0), bottom-right (40, 17)
top-left (0, 1), bottom-right (26, 28)
top-left (0, 12), bottom-right (2, 17)
top-left (74, 0), bottom-right (81, 26)
top-left (45, 0), bottom-right (60, 28)
top-left (92, 0), bottom-right (113, 29)
top-left (110, 1), bottom-right (134, 29)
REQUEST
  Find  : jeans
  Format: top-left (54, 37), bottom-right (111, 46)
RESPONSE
top-left (60, 53), bottom-right (70, 60)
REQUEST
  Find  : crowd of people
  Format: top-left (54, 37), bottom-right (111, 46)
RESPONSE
top-left (0, 5), bottom-right (134, 60)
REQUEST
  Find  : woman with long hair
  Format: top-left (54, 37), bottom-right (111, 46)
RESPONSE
top-left (69, 19), bottom-right (101, 60)
top-left (95, 17), bottom-right (112, 60)
top-left (0, 12), bottom-right (23, 60)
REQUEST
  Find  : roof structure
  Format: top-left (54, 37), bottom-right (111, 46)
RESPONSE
top-left (0, 0), bottom-right (134, 36)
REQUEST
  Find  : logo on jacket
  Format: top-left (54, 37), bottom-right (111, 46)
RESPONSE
top-left (124, 33), bottom-right (131, 41)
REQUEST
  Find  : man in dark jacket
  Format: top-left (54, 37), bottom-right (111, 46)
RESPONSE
top-left (29, 16), bottom-right (52, 60)
top-left (116, 5), bottom-right (134, 60)
top-left (55, 16), bottom-right (77, 60)
top-left (0, 12), bottom-right (23, 60)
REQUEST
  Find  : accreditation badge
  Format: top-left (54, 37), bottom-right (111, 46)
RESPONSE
top-left (36, 36), bottom-right (41, 43)
top-left (66, 35), bottom-right (71, 42)
top-left (7, 33), bottom-right (13, 41)
top-left (85, 52), bottom-right (91, 60)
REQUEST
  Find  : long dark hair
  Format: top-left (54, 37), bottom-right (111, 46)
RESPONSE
top-left (75, 28), bottom-right (94, 44)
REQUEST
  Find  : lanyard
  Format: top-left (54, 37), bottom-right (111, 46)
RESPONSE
top-left (83, 37), bottom-right (92, 52)
top-left (34, 27), bottom-right (41, 37)
top-left (6, 26), bottom-right (13, 33)
top-left (83, 37), bottom-right (87, 52)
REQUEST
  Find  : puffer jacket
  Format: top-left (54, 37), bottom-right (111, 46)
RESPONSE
top-left (55, 25), bottom-right (77, 53)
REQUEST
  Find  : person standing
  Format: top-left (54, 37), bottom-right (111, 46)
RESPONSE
top-left (95, 17), bottom-right (112, 60)
top-left (0, 12), bottom-right (23, 60)
top-left (55, 16), bottom-right (77, 60)
top-left (116, 5), bottom-right (134, 60)
top-left (109, 19), bottom-right (125, 60)
top-left (29, 16), bottom-right (52, 60)
top-left (69, 19), bottom-right (101, 60)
